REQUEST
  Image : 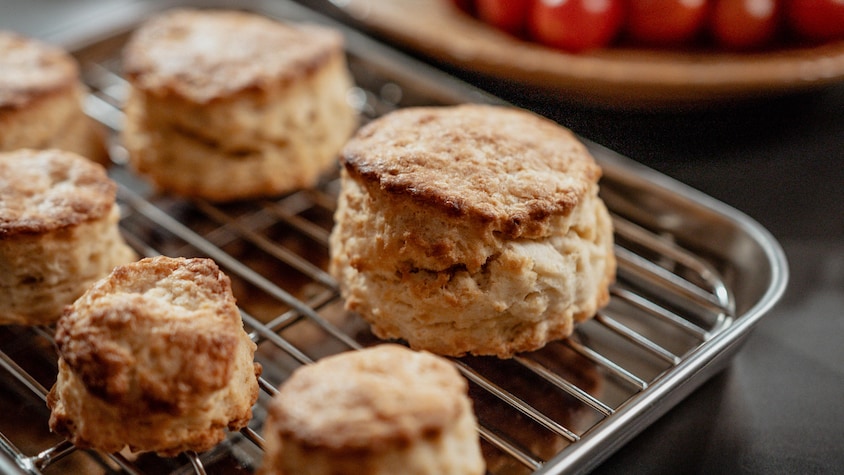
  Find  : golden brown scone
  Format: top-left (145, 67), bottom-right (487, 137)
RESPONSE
top-left (0, 31), bottom-right (109, 165)
top-left (47, 256), bottom-right (262, 456)
top-left (122, 9), bottom-right (357, 202)
top-left (0, 149), bottom-right (135, 325)
top-left (329, 104), bottom-right (616, 358)
top-left (259, 344), bottom-right (485, 475)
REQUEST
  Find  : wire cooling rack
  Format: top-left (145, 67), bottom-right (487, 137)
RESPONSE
top-left (0, 1), bottom-right (787, 474)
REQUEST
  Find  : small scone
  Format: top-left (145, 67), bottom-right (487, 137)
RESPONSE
top-left (259, 344), bottom-right (485, 475)
top-left (0, 149), bottom-right (135, 325)
top-left (122, 9), bottom-right (357, 202)
top-left (329, 104), bottom-right (616, 358)
top-left (47, 256), bottom-right (262, 456)
top-left (0, 31), bottom-right (108, 165)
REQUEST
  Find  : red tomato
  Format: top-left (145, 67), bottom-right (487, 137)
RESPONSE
top-left (710, 0), bottom-right (781, 49)
top-left (786, 0), bottom-right (844, 41)
top-left (528, 0), bottom-right (625, 52)
top-left (626, 0), bottom-right (710, 46)
top-left (476, 0), bottom-right (533, 35)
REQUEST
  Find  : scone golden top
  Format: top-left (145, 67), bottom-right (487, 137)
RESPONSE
top-left (342, 104), bottom-right (602, 239)
top-left (0, 31), bottom-right (77, 109)
top-left (0, 149), bottom-right (115, 237)
top-left (123, 9), bottom-right (344, 103)
top-left (54, 256), bottom-right (245, 411)
top-left (267, 344), bottom-right (467, 451)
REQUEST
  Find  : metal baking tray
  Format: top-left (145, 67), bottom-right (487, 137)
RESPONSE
top-left (0, 1), bottom-right (788, 474)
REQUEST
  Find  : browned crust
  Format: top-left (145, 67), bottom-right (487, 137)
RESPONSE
top-left (0, 31), bottom-right (78, 110)
top-left (341, 104), bottom-right (602, 239)
top-left (266, 345), bottom-right (468, 452)
top-left (0, 149), bottom-right (115, 238)
top-left (54, 257), bottom-right (246, 413)
top-left (122, 9), bottom-right (344, 104)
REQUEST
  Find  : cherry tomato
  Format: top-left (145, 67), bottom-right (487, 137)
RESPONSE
top-left (475, 0), bottom-right (532, 36)
top-left (626, 0), bottom-right (710, 46)
top-left (710, 0), bottom-right (781, 49)
top-left (785, 0), bottom-right (844, 41)
top-left (528, 0), bottom-right (625, 52)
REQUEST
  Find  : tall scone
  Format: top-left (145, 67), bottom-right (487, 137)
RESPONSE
top-left (47, 256), bottom-right (262, 456)
top-left (329, 104), bottom-right (616, 358)
top-left (0, 31), bottom-right (108, 165)
top-left (0, 149), bottom-right (135, 326)
top-left (259, 344), bottom-right (485, 475)
top-left (122, 9), bottom-right (357, 202)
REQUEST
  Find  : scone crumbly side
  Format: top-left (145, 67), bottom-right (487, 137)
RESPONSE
top-left (122, 50), bottom-right (355, 201)
top-left (0, 204), bottom-right (137, 325)
top-left (260, 397), bottom-right (484, 475)
top-left (330, 173), bottom-right (615, 357)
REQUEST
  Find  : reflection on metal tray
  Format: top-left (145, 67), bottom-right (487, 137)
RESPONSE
top-left (0, 1), bottom-right (788, 474)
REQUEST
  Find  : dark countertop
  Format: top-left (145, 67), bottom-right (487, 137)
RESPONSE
top-left (2, 1), bottom-right (842, 474)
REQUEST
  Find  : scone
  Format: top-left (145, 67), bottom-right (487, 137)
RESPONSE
top-left (329, 104), bottom-right (616, 358)
top-left (47, 256), bottom-right (262, 456)
top-left (0, 31), bottom-right (108, 165)
top-left (259, 344), bottom-right (485, 475)
top-left (122, 9), bottom-right (357, 202)
top-left (0, 149), bottom-right (135, 325)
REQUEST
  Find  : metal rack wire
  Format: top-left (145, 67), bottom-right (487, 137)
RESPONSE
top-left (0, 4), bottom-right (763, 474)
